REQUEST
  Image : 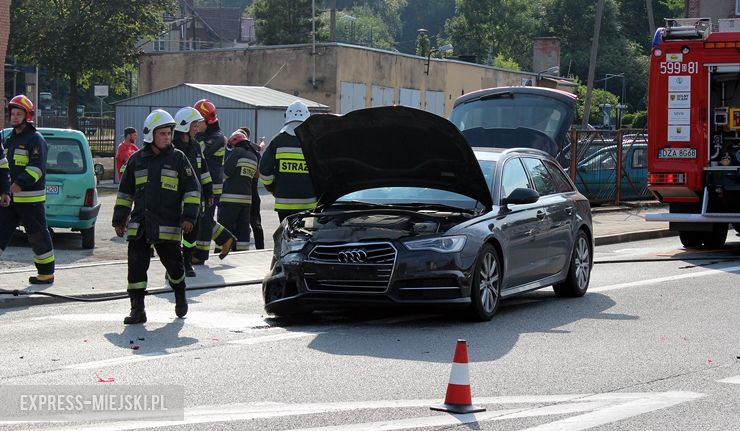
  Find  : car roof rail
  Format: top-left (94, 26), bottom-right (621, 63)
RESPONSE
top-left (501, 147), bottom-right (551, 157)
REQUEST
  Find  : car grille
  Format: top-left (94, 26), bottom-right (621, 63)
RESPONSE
top-left (304, 242), bottom-right (396, 293)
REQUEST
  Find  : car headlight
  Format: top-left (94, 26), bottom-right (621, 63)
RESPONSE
top-left (403, 235), bottom-right (467, 253)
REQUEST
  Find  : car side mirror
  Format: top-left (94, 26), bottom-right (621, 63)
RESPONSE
top-left (501, 187), bottom-right (539, 206)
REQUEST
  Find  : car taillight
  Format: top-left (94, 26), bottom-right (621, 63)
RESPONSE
top-left (649, 173), bottom-right (686, 184)
top-left (84, 188), bottom-right (95, 207)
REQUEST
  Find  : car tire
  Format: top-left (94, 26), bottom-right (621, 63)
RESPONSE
top-left (81, 226), bottom-right (95, 249)
top-left (679, 231), bottom-right (704, 248)
top-left (468, 244), bottom-right (501, 322)
top-left (553, 230), bottom-right (592, 298)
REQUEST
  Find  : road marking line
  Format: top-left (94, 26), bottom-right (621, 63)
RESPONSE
top-left (228, 331), bottom-right (318, 345)
top-left (66, 332), bottom-right (318, 369)
top-left (23, 392), bottom-right (702, 431)
top-left (591, 265), bottom-right (740, 293)
top-left (718, 375), bottom-right (740, 384)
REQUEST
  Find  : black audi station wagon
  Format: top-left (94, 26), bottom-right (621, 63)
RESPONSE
top-left (263, 106), bottom-right (593, 321)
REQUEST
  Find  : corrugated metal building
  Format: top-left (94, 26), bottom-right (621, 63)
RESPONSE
top-left (112, 83), bottom-right (330, 146)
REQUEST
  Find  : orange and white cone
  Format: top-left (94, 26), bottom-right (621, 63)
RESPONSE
top-left (430, 339), bottom-right (486, 414)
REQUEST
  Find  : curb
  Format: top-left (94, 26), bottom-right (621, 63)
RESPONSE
top-left (594, 229), bottom-right (677, 246)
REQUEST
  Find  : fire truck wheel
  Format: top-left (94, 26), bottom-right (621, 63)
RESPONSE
top-left (703, 223), bottom-right (728, 248)
top-left (679, 231), bottom-right (703, 248)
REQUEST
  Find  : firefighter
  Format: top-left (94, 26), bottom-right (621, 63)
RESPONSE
top-left (237, 126), bottom-right (264, 249)
top-left (192, 99), bottom-right (234, 263)
top-left (112, 109), bottom-right (200, 324)
top-left (219, 130), bottom-right (258, 251)
top-left (173, 106), bottom-right (214, 277)
top-left (0, 95), bottom-right (56, 284)
top-left (259, 100), bottom-right (317, 222)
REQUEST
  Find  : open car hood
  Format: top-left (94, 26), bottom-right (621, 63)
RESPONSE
top-left (295, 106), bottom-right (493, 210)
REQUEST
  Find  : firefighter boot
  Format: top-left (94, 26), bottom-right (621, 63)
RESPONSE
top-left (218, 234), bottom-right (235, 260)
top-left (123, 290), bottom-right (147, 325)
top-left (182, 248), bottom-right (196, 277)
top-left (172, 285), bottom-right (188, 318)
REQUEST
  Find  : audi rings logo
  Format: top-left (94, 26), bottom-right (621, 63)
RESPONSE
top-left (337, 248), bottom-right (368, 263)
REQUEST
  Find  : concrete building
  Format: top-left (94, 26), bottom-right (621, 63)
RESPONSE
top-left (111, 83), bottom-right (330, 147)
top-left (138, 43), bottom-right (576, 118)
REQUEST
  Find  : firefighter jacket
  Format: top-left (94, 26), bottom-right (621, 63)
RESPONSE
top-left (113, 143), bottom-right (201, 244)
top-left (174, 134), bottom-right (213, 202)
top-left (0, 138), bottom-right (9, 195)
top-left (258, 132), bottom-right (317, 211)
top-left (222, 140), bottom-right (258, 206)
top-left (3, 124), bottom-right (48, 204)
top-left (197, 123), bottom-right (226, 197)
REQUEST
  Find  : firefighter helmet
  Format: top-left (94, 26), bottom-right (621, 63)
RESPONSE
top-left (284, 100), bottom-right (310, 125)
top-left (142, 109), bottom-right (176, 143)
top-left (8, 95), bottom-right (35, 123)
top-left (227, 130), bottom-right (248, 147)
top-left (194, 99), bottom-right (218, 124)
top-left (174, 107), bottom-right (204, 132)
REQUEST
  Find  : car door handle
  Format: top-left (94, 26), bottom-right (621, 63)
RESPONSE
top-left (536, 210), bottom-right (546, 220)
top-left (565, 207), bottom-right (573, 215)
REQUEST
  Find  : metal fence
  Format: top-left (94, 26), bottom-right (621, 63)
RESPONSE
top-left (35, 116), bottom-right (116, 156)
top-left (563, 128), bottom-right (650, 205)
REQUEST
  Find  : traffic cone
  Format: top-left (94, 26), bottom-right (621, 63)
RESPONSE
top-left (430, 339), bottom-right (486, 414)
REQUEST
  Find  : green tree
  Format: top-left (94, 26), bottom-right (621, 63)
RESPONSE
top-left (574, 82), bottom-right (619, 125)
top-left (9, 0), bottom-right (176, 128)
top-left (444, 0), bottom-right (537, 68)
top-left (400, 0), bottom-right (455, 54)
top-left (253, 0), bottom-right (323, 45)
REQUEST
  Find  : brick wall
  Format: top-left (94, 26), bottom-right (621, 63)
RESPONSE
top-left (0, 0), bottom-right (10, 116)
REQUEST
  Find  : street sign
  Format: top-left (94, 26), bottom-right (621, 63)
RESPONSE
top-left (94, 85), bottom-right (109, 97)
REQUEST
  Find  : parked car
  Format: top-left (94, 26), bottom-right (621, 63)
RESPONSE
top-left (448, 86), bottom-right (577, 158)
top-left (570, 143), bottom-right (649, 201)
top-left (2, 127), bottom-right (100, 248)
top-left (262, 106), bottom-right (593, 321)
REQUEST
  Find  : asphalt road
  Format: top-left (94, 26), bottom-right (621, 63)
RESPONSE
top-left (0, 188), bottom-right (282, 271)
top-left (0, 235), bottom-right (739, 430)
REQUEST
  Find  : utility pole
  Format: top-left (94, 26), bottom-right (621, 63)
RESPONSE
top-left (646, 0), bottom-right (656, 38)
top-left (581, 0), bottom-right (605, 129)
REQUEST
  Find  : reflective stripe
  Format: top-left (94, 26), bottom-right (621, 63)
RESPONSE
top-left (274, 202), bottom-right (317, 210)
top-left (195, 241), bottom-right (211, 251)
top-left (159, 225), bottom-right (182, 241)
top-left (182, 238), bottom-right (196, 248)
top-left (115, 192), bottom-right (134, 208)
top-left (275, 197), bottom-right (317, 205)
top-left (184, 196), bottom-right (200, 205)
top-left (135, 169), bottom-right (147, 185)
top-left (275, 147), bottom-right (304, 156)
top-left (221, 194), bottom-right (252, 204)
top-left (128, 281), bottom-right (147, 290)
top-left (33, 252), bottom-right (56, 265)
top-left (235, 241), bottom-right (250, 251)
top-left (212, 183), bottom-right (223, 195)
top-left (166, 272), bottom-right (186, 284)
top-left (214, 148), bottom-right (225, 157)
top-left (0, 157), bottom-right (9, 169)
top-left (212, 224), bottom-right (224, 238)
top-left (126, 224), bottom-right (139, 237)
top-left (161, 169), bottom-right (178, 177)
top-left (13, 190), bottom-right (45, 203)
top-left (260, 175), bottom-right (274, 185)
top-left (275, 152), bottom-right (305, 160)
top-left (200, 172), bottom-right (212, 184)
top-left (25, 166), bottom-right (42, 182)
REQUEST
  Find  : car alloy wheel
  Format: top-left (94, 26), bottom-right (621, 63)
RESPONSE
top-left (469, 244), bottom-right (501, 321)
top-left (553, 230), bottom-right (591, 298)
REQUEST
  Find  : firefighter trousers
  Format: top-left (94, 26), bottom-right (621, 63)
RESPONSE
top-left (127, 236), bottom-right (185, 291)
top-left (218, 203), bottom-right (251, 251)
top-left (250, 190), bottom-right (264, 249)
top-left (193, 201), bottom-right (237, 262)
top-left (0, 203), bottom-right (55, 275)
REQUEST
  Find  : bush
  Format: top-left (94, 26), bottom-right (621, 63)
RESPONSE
top-left (631, 111), bottom-right (647, 128)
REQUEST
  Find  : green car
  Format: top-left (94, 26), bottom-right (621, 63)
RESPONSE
top-left (2, 127), bottom-right (101, 248)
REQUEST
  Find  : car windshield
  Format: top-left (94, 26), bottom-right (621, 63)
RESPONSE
top-left (46, 138), bottom-right (86, 174)
top-left (449, 93), bottom-right (569, 145)
top-left (336, 160), bottom-right (496, 209)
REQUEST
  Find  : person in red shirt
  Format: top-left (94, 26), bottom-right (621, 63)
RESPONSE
top-left (115, 127), bottom-right (138, 182)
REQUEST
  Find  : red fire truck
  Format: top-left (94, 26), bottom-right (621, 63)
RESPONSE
top-left (647, 18), bottom-right (740, 248)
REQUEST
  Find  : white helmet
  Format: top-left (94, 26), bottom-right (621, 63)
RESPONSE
top-left (284, 100), bottom-right (310, 125)
top-left (174, 107), bottom-right (204, 133)
top-left (142, 109), bottom-right (176, 143)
